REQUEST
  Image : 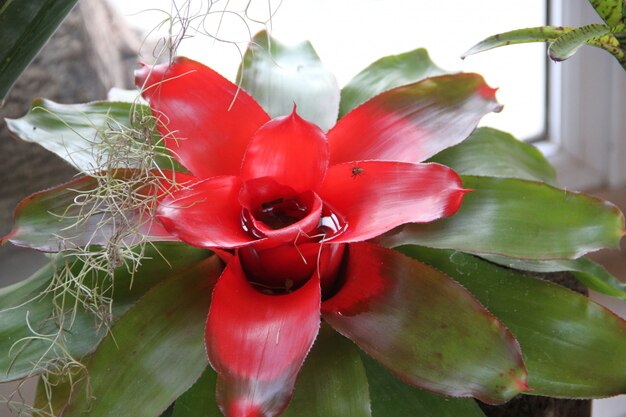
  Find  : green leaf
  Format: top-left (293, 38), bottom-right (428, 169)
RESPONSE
top-left (6, 98), bottom-right (180, 172)
top-left (462, 26), bottom-right (573, 58)
top-left (428, 127), bottom-right (557, 185)
top-left (480, 254), bottom-right (626, 300)
top-left (362, 354), bottom-right (486, 417)
top-left (3, 172), bottom-right (177, 252)
top-left (588, 0), bottom-right (625, 26)
top-left (379, 176), bottom-right (625, 259)
top-left (238, 30), bottom-right (340, 131)
top-left (63, 255), bottom-right (222, 417)
top-left (588, 31), bottom-right (626, 69)
top-left (0, 0), bottom-right (78, 100)
top-left (322, 243), bottom-right (527, 405)
top-left (0, 243), bottom-right (211, 382)
top-left (339, 48), bottom-right (445, 117)
top-left (549, 24), bottom-right (612, 61)
top-left (172, 367), bottom-right (221, 417)
top-left (282, 324), bottom-right (371, 417)
top-left (401, 245), bottom-right (626, 398)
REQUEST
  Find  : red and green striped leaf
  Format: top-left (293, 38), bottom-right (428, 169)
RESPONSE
top-left (339, 48), bottom-right (445, 117)
top-left (401, 245), bottom-right (626, 398)
top-left (322, 243), bottom-right (527, 404)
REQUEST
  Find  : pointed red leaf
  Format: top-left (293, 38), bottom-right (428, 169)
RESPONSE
top-left (157, 176), bottom-right (260, 248)
top-left (328, 73), bottom-right (501, 164)
top-left (241, 110), bottom-right (329, 193)
top-left (206, 257), bottom-right (321, 417)
top-left (319, 161), bottom-right (466, 243)
top-left (322, 242), bottom-right (528, 404)
top-left (135, 57), bottom-right (270, 178)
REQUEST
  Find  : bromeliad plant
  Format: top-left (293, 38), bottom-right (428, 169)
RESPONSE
top-left (2, 30), bottom-right (626, 417)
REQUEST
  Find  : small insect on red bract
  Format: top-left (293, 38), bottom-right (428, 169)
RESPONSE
top-left (351, 165), bottom-right (364, 178)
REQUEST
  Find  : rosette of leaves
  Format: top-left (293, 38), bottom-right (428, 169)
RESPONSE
top-left (463, 0), bottom-right (626, 70)
top-left (1, 31), bottom-right (626, 417)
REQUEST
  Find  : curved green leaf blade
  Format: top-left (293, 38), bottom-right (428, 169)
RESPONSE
top-left (362, 354), bottom-right (486, 417)
top-left (339, 48), bottom-right (445, 117)
top-left (63, 255), bottom-right (222, 417)
top-left (3, 172), bottom-right (177, 252)
top-left (238, 30), bottom-right (340, 131)
top-left (322, 243), bottom-right (527, 405)
top-left (172, 367), bottom-right (222, 417)
top-left (480, 254), bottom-right (626, 300)
top-left (0, 0), bottom-right (78, 100)
top-left (428, 127), bottom-right (557, 184)
top-left (462, 26), bottom-right (573, 58)
top-left (5, 98), bottom-right (179, 172)
top-left (549, 24), bottom-right (612, 61)
top-left (401, 245), bottom-right (626, 398)
top-left (589, 0), bottom-right (625, 26)
top-left (380, 176), bottom-right (625, 259)
top-left (282, 324), bottom-right (371, 417)
top-left (588, 32), bottom-right (626, 69)
top-left (0, 243), bottom-right (211, 382)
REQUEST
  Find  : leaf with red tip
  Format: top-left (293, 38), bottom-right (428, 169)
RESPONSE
top-left (135, 57), bottom-right (270, 178)
top-left (401, 245), bottom-right (626, 398)
top-left (206, 257), bottom-right (321, 417)
top-left (339, 47), bottom-right (445, 117)
top-left (238, 31), bottom-right (340, 132)
top-left (241, 111), bottom-right (329, 193)
top-left (322, 243), bottom-right (527, 404)
top-left (328, 73), bottom-right (501, 165)
top-left (319, 162), bottom-right (466, 243)
top-left (157, 175), bottom-right (259, 248)
top-left (3, 172), bottom-right (180, 252)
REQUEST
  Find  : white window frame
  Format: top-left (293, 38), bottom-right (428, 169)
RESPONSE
top-left (541, 0), bottom-right (626, 190)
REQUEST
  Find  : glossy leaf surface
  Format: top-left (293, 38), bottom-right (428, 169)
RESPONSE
top-left (549, 24), bottom-right (611, 61)
top-left (462, 26), bottom-right (573, 58)
top-left (381, 176), bottom-right (625, 259)
top-left (362, 354), bottom-right (486, 417)
top-left (281, 324), bottom-right (371, 417)
top-left (320, 161), bottom-right (466, 243)
top-left (0, 0), bottom-right (78, 100)
top-left (339, 48), bottom-right (445, 117)
top-left (172, 367), bottom-right (222, 417)
top-left (402, 245), bottom-right (626, 398)
top-left (240, 111), bottom-right (329, 193)
top-left (206, 257), bottom-right (321, 417)
top-left (328, 74), bottom-right (501, 165)
top-left (63, 256), bottom-right (222, 417)
top-left (481, 254), bottom-right (626, 300)
top-left (4, 99), bottom-right (178, 172)
top-left (428, 127), bottom-right (557, 185)
top-left (136, 57), bottom-right (270, 179)
top-left (0, 243), bottom-right (211, 382)
top-left (238, 30), bottom-right (340, 132)
top-left (3, 173), bottom-right (176, 252)
top-left (322, 243), bottom-right (527, 404)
